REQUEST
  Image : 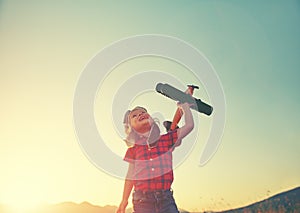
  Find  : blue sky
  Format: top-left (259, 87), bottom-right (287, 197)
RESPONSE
top-left (0, 0), bottom-right (299, 212)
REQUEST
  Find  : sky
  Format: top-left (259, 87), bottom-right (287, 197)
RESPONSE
top-left (0, 0), bottom-right (300, 212)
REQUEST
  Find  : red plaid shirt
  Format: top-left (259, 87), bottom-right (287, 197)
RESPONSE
top-left (124, 130), bottom-right (178, 191)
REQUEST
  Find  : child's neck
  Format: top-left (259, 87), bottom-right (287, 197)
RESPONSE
top-left (138, 130), bottom-right (150, 138)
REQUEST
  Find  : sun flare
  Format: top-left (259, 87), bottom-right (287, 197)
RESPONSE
top-left (2, 180), bottom-right (46, 213)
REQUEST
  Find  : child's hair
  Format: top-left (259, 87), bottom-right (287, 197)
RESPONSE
top-left (123, 106), bottom-right (160, 147)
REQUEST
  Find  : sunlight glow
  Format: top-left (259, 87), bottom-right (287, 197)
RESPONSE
top-left (2, 181), bottom-right (45, 213)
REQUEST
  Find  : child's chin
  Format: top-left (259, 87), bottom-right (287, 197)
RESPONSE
top-left (138, 120), bottom-right (151, 128)
top-left (139, 118), bottom-right (150, 124)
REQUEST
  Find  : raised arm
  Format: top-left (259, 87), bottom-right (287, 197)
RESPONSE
top-left (177, 102), bottom-right (194, 140)
top-left (116, 163), bottom-right (134, 213)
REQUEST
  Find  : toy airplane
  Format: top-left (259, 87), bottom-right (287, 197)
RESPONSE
top-left (155, 83), bottom-right (213, 131)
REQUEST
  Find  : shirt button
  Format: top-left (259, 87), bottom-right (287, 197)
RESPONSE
top-left (150, 158), bottom-right (153, 161)
top-left (151, 168), bottom-right (155, 171)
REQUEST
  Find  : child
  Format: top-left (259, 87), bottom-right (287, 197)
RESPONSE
top-left (116, 103), bottom-right (194, 213)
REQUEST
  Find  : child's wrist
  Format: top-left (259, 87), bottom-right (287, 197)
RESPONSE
top-left (181, 103), bottom-right (190, 111)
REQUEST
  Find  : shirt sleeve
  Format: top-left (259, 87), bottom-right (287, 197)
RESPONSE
top-left (124, 147), bottom-right (135, 163)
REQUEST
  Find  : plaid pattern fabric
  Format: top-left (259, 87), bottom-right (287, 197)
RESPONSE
top-left (124, 130), bottom-right (178, 191)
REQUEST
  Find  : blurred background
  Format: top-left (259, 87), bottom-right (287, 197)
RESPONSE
top-left (0, 1), bottom-right (299, 212)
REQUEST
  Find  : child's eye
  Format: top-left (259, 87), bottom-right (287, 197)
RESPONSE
top-left (132, 114), bottom-right (137, 118)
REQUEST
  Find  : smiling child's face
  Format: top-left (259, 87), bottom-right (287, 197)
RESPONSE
top-left (129, 108), bottom-right (151, 134)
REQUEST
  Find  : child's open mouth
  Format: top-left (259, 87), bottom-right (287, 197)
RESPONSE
top-left (138, 115), bottom-right (148, 121)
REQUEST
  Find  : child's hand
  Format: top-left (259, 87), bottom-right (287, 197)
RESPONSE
top-left (177, 102), bottom-right (194, 111)
top-left (116, 200), bottom-right (128, 213)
